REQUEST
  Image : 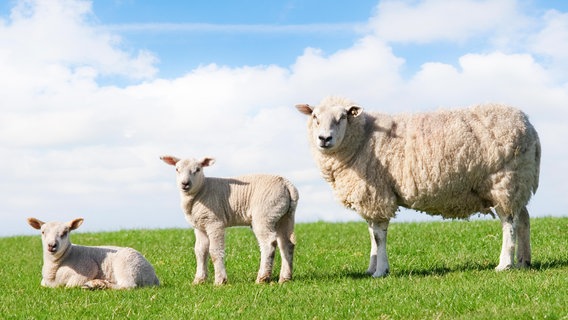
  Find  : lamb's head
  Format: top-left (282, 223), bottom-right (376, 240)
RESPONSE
top-left (27, 217), bottom-right (83, 259)
top-left (296, 97), bottom-right (363, 153)
top-left (161, 155), bottom-right (215, 194)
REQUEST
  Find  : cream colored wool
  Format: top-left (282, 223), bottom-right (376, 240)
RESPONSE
top-left (161, 156), bottom-right (298, 285)
top-left (296, 96), bottom-right (540, 276)
top-left (27, 217), bottom-right (160, 289)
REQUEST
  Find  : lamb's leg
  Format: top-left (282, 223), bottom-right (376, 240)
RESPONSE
top-left (193, 229), bottom-right (210, 284)
top-left (254, 225), bottom-right (277, 283)
top-left (207, 227), bottom-right (228, 285)
top-left (276, 215), bottom-right (295, 283)
top-left (496, 213), bottom-right (515, 271)
top-left (369, 221), bottom-right (390, 277)
top-left (82, 279), bottom-right (112, 290)
top-left (515, 207), bottom-right (531, 268)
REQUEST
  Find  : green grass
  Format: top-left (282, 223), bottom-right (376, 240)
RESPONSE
top-left (1, 218), bottom-right (566, 319)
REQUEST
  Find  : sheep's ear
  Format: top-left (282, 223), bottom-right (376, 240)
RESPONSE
top-left (295, 104), bottom-right (313, 115)
top-left (347, 106), bottom-right (363, 117)
top-left (160, 155), bottom-right (180, 166)
top-left (68, 218), bottom-right (84, 231)
top-left (201, 157), bottom-right (215, 167)
top-left (27, 217), bottom-right (44, 230)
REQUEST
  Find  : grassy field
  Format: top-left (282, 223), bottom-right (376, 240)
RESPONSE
top-left (1, 217), bottom-right (566, 319)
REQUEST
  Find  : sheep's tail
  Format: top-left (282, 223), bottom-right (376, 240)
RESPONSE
top-left (283, 178), bottom-right (299, 244)
top-left (532, 136), bottom-right (541, 194)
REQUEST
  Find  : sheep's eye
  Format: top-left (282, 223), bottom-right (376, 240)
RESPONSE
top-left (175, 167), bottom-right (180, 173)
top-left (195, 168), bottom-right (200, 173)
top-left (312, 114), bottom-right (320, 125)
top-left (61, 230), bottom-right (68, 237)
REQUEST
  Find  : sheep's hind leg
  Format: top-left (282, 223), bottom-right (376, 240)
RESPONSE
top-left (254, 228), bottom-right (277, 284)
top-left (515, 207), bottom-right (531, 268)
top-left (276, 217), bottom-right (295, 283)
top-left (368, 221), bottom-right (390, 277)
top-left (496, 213), bottom-right (515, 271)
top-left (193, 229), bottom-right (210, 284)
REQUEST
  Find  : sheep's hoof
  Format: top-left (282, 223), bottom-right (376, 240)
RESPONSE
top-left (495, 264), bottom-right (513, 271)
top-left (214, 278), bottom-right (228, 286)
top-left (256, 275), bottom-right (271, 284)
top-left (192, 278), bottom-right (207, 285)
top-left (517, 259), bottom-right (531, 269)
top-left (278, 277), bottom-right (291, 284)
top-left (372, 268), bottom-right (390, 278)
top-left (82, 279), bottom-right (108, 290)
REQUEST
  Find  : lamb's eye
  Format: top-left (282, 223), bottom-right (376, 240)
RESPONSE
top-left (61, 230), bottom-right (68, 237)
top-left (175, 167), bottom-right (180, 173)
top-left (194, 168), bottom-right (201, 174)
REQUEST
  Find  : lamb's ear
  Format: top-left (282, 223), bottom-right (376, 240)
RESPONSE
top-left (160, 155), bottom-right (180, 166)
top-left (347, 105), bottom-right (363, 117)
top-left (295, 104), bottom-right (313, 115)
top-left (27, 217), bottom-right (44, 230)
top-left (201, 157), bottom-right (215, 167)
top-left (68, 218), bottom-right (84, 231)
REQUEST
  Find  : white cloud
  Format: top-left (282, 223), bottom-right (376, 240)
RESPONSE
top-left (1, 0), bottom-right (568, 237)
top-left (0, 0), bottom-right (157, 81)
top-left (371, 0), bottom-right (525, 43)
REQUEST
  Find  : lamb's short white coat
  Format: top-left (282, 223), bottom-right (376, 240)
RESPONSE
top-left (296, 96), bottom-right (541, 277)
top-left (27, 217), bottom-right (160, 289)
top-left (161, 156), bottom-right (298, 285)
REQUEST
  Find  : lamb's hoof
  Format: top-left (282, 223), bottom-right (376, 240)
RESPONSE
top-left (256, 275), bottom-right (271, 284)
top-left (192, 278), bottom-right (207, 285)
top-left (214, 278), bottom-right (228, 286)
top-left (278, 277), bottom-right (292, 284)
top-left (82, 279), bottom-right (108, 290)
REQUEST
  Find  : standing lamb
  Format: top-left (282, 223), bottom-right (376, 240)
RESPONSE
top-left (161, 155), bottom-right (298, 285)
top-left (296, 96), bottom-right (540, 277)
top-left (27, 217), bottom-right (160, 289)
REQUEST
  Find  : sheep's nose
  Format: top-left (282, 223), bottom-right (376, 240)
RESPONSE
top-left (181, 181), bottom-right (192, 191)
top-left (318, 135), bottom-right (332, 143)
top-left (47, 243), bottom-right (58, 253)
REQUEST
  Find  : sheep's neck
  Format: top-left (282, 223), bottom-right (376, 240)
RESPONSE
top-left (42, 245), bottom-right (73, 281)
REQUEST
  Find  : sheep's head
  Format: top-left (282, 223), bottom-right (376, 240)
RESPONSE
top-left (296, 99), bottom-right (363, 153)
top-left (27, 217), bottom-right (83, 259)
top-left (161, 156), bottom-right (215, 194)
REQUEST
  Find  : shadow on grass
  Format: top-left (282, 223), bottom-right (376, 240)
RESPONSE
top-left (299, 257), bottom-right (568, 282)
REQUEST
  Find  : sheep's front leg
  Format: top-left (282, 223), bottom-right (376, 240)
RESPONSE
top-left (207, 227), bottom-right (228, 285)
top-left (193, 228), bottom-right (210, 284)
top-left (496, 214), bottom-right (515, 271)
top-left (368, 221), bottom-right (390, 277)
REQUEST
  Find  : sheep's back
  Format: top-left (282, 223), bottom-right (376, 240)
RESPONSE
top-left (371, 104), bottom-right (538, 217)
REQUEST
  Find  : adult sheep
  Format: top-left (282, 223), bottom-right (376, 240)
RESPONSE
top-left (296, 96), bottom-right (540, 277)
top-left (27, 217), bottom-right (160, 289)
top-left (161, 156), bottom-right (297, 285)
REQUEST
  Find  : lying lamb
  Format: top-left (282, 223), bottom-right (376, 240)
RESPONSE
top-left (28, 217), bottom-right (160, 289)
top-left (296, 96), bottom-right (540, 277)
top-left (161, 156), bottom-right (298, 285)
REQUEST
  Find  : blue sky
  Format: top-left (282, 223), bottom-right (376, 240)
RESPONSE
top-left (95, 1), bottom-right (377, 78)
top-left (1, 0), bottom-right (567, 236)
